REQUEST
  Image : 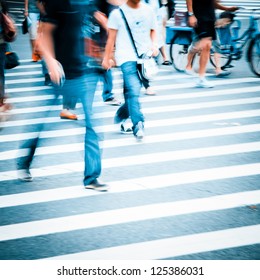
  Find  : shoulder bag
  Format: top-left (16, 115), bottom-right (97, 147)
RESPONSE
top-left (119, 8), bottom-right (158, 81)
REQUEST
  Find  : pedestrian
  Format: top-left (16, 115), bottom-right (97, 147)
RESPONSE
top-left (17, 0), bottom-right (108, 191)
top-left (102, 0), bottom-right (158, 139)
top-left (24, 0), bottom-right (41, 62)
top-left (165, 0), bottom-right (175, 19)
top-left (185, 1), bottom-right (238, 82)
top-left (142, 0), bottom-right (171, 96)
top-left (144, 0), bottom-right (171, 66)
top-left (95, 0), bottom-right (121, 106)
top-left (58, 0), bottom-right (121, 121)
top-left (0, 0), bottom-right (12, 120)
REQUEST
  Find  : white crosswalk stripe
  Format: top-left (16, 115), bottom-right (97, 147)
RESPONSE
top-left (1, 57), bottom-right (260, 261)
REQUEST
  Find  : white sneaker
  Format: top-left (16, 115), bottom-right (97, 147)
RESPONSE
top-left (145, 87), bottom-right (156, 95)
top-left (196, 77), bottom-right (214, 88)
top-left (18, 169), bottom-right (33, 182)
top-left (134, 121), bottom-right (145, 140)
top-left (185, 68), bottom-right (197, 76)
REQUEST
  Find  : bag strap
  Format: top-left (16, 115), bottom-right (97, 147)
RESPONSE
top-left (119, 8), bottom-right (140, 59)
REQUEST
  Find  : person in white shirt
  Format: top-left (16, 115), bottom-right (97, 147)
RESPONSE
top-left (102, 0), bottom-right (158, 140)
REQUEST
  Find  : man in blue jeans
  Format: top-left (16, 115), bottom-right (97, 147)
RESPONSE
top-left (17, 0), bottom-right (108, 191)
top-left (102, 0), bottom-right (158, 140)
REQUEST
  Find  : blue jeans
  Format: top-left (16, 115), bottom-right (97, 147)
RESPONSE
top-left (115, 61), bottom-right (144, 127)
top-left (102, 69), bottom-right (114, 101)
top-left (0, 43), bottom-right (7, 102)
top-left (17, 72), bottom-right (102, 185)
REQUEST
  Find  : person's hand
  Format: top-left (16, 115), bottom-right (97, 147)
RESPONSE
top-left (188, 15), bottom-right (197, 27)
top-left (227, 6), bottom-right (239, 12)
top-left (102, 57), bottom-right (115, 70)
top-left (46, 58), bottom-right (64, 86)
top-left (24, 10), bottom-right (29, 17)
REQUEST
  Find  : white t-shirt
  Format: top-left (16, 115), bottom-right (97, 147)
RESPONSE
top-left (108, 3), bottom-right (157, 66)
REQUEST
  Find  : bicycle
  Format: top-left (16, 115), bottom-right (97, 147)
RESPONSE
top-left (210, 7), bottom-right (260, 76)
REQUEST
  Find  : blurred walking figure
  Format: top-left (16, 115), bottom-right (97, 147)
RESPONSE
top-left (145, 0), bottom-right (171, 66)
top-left (102, 0), bottom-right (158, 139)
top-left (185, 0), bottom-right (238, 88)
top-left (17, 0), bottom-right (108, 191)
top-left (95, 0), bottom-right (121, 106)
top-left (0, 0), bottom-right (11, 121)
top-left (24, 0), bottom-right (41, 62)
top-left (58, 0), bottom-right (121, 121)
top-left (142, 0), bottom-right (170, 96)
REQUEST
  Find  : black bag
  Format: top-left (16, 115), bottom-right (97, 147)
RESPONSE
top-left (22, 16), bottom-right (31, 34)
top-left (5, 51), bottom-right (20, 69)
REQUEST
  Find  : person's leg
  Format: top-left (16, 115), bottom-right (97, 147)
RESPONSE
top-left (185, 41), bottom-right (197, 75)
top-left (194, 37), bottom-right (214, 88)
top-left (41, 59), bottom-right (52, 85)
top-left (142, 77), bottom-right (156, 95)
top-left (197, 37), bottom-right (212, 78)
top-left (28, 13), bottom-right (40, 62)
top-left (78, 73), bottom-right (106, 188)
top-left (17, 88), bottom-right (60, 181)
top-left (102, 69), bottom-right (121, 105)
top-left (212, 41), bottom-right (231, 77)
top-left (60, 91), bottom-right (78, 120)
top-left (102, 69), bottom-right (113, 101)
top-left (160, 46), bottom-right (172, 65)
top-left (121, 61), bottom-right (144, 139)
top-left (0, 43), bottom-right (7, 105)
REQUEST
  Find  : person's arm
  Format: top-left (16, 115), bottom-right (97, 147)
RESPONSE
top-left (94, 11), bottom-right (108, 32)
top-left (24, 0), bottom-right (29, 16)
top-left (186, 0), bottom-right (197, 27)
top-left (102, 28), bottom-right (117, 69)
top-left (150, 29), bottom-right (159, 57)
top-left (215, 0), bottom-right (238, 12)
top-left (39, 21), bottom-right (62, 84)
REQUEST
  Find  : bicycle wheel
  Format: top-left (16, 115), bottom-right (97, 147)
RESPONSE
top-left (169, 34), bottom-right (191, 72)
top-left (248, 35), bottom-right (260, 77)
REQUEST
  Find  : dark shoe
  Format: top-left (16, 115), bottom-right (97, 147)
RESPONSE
top-left (104, 97), bottom-right (121, 106)
top-left (85, 179), bottom-right (109, 192)
top-left (120, 120), bottom-right (133, 134)
top-left (216, 70), bottom-right (231, 77)
top-left (162, 60), bottom-right (172, 66)
top-left (18, 169), bottom-right (33, 182)
top-left (133, 121), bottom-right (144, 140)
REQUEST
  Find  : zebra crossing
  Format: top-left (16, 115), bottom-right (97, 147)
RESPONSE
top-left (0, 57), bottom-right (260, 260)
